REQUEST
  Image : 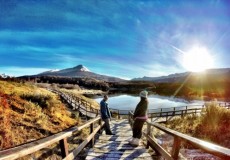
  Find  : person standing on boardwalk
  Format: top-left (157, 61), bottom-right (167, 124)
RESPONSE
top-left (129, 90), bottom-right (149, 146)
top-left (100, 95), bottom-right (114, 135)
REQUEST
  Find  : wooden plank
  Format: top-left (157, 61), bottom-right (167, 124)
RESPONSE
top-left (59, 138), bottom-right (69, 158)
top-left (93, 143), bottom-right (145, 149)
top-left (95, 140), bottom-right (132, 144)
top-left (143, 132), bottom-right (173, 160)
top-left (88, 148), bottom-right (147, 154)
top-left (87, 152), bottom-right (152, 158)
top-left (146, 123), bottom-right (151, 149)
top-left (86, 119), bottom-right (153, 160)
top-left (86, 156), bottom-right (153, 160)
top-left (171, 137), bottom-right (181, 160)
top-left (99, 134), bottom-right (132, 138)
top-left (0, 129), bottom-right (72, 160)
top-left (63, 124), bottom-right (102, 160)
top-left (98, 137), bottom-right (131, 141)
top-left (90, 122), bottom-right (94, 147)
top-left (0, 116), bottom-right (102, 160)
top-left (150, 122), bottom-right (230, 159)
top-left (106, 133), bottom-right (132, 136)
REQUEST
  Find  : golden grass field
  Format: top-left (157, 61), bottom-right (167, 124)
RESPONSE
top-left (0, 80), bottom-right (79, 150)
top-left (165, 102), bottom-right (230, 148)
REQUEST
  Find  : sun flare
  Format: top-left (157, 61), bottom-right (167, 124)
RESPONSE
top-left (182, 46), bottom-right (214, 72)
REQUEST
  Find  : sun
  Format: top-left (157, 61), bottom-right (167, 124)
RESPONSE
top-left (182, 46), bottom-right (214, 72)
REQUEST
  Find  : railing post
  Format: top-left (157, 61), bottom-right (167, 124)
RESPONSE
top-left (99, 118), bottom-right (103, 134)
top-left (118, 110), bottom-right (120, 119)
top-left (128, 112), bottom-right (130, 124)
top-left (90, 122), bottom-right (94, 147)
top-left (59, 138), bottom-right (69, 158)
top-left (166, 112), bottom-right (168, 121)
top-left (171, 136), bottom-right (181, 160)
top-left (146, 123), bottom-right (151, 149)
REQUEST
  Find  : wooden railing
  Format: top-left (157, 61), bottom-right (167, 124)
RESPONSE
top-left (111, 106), bottom-right (201, 122)
top-left (128, 111), bottom-right (230, 160)
top-left (148, 102), bottom-right (230, 122)
top-left (116, 102), bottom-right (230, 121)
top-left (50, 89), bottom-right (100, 118)
top-left (50, 88), bottom-right (230, 121)
top-left (0, 117), bottom-right (104, 160)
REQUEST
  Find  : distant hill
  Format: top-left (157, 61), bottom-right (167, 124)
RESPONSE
top-left (27, 65), bottom-right (126, 82)
top-left (132, 68), bottom-right (230, 83)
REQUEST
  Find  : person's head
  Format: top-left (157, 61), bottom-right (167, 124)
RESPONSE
top-left (139, 90), bottom-right (148, 100)
top-left (103, 95), bottom-right (108, 101)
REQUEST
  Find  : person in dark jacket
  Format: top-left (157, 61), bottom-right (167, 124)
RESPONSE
top-left (100, 95), bottom-right (114, 135)
top-left (129, 90), bottom-right (148, 146)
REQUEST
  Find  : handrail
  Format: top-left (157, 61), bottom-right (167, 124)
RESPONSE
top-left (129, 111), bottom-right (230, 160)
top-left (150, 122), bottom-right (230, 159)
top-left (50, 89), bottom-right (100, 118)
top-left (0, 116), bottom-right (104, 160)
top-left (49, 89), bottom-right (230, 120)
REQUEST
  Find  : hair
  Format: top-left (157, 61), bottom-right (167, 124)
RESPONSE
top-left (140, 97), bottom-right (148, 101)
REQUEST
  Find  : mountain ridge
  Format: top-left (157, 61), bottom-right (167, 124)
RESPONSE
top-left (132, 68), bottom-right (230, 82)
top-left (34, 64), bottom-right (126, 82)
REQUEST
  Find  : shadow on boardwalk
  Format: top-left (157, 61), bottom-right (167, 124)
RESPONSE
top-left (85, 119), bottom-right (154, 160)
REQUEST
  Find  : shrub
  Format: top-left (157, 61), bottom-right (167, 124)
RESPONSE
top-left (165, 102), bottom-right (230, 148)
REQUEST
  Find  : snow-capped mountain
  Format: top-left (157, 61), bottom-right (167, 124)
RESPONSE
top-left (37, 65), bottom-right (125, 82)
top-left (0, 73), bottom-right (11, 78)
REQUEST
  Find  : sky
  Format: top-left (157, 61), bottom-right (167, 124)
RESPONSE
top-left (0, 0), bottom-right (230, 79)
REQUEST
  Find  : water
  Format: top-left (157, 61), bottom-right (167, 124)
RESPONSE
top-left (95, 94), bottom-right (204, 111)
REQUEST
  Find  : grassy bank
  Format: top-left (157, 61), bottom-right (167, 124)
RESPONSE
top-left (0, 80), bottom-right (79, 150)
top-left (165, 102), bottom-right (230, 148)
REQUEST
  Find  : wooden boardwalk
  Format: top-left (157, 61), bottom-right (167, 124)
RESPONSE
top-left (49, 89), bottom-right (98, 118)
top-left (86, 119), bottom-right (153, 160)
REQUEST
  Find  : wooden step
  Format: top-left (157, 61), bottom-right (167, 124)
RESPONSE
top-left (86, 152), bottom-right (152, 159)
top-left (88, 148), bottom-right (148, 154)
top-left (99, 136), bottom-right (132, 141)
top-left (93, 143), bottom-right (145, 150)
top-left (86, 156), bottom-right (153, 160)
top-left (86, 119), bottom-right (153, 160)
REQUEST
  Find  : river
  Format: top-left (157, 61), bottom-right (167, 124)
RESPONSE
top-left (95, 94), bottom-right (204, 111)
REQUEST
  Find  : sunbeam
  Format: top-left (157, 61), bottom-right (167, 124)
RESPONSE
top-left (170, 73), bottom-right (192, 99)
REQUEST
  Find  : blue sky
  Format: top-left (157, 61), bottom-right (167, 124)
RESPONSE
top-left (0, 0), bottom-right (230, 79)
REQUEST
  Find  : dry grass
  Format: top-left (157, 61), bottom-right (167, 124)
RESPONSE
top-left (0, 80), bottom-right (79, 150)
top-left (165, 102), bottom-right (230, 148)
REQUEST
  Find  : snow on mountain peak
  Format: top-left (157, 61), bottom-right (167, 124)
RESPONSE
top-left (74, 65), bottom-right (90, 72)
top-left (50, 69), bottom-right (60, 72)
top-left (0, 73), bottom-right (11, 78)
